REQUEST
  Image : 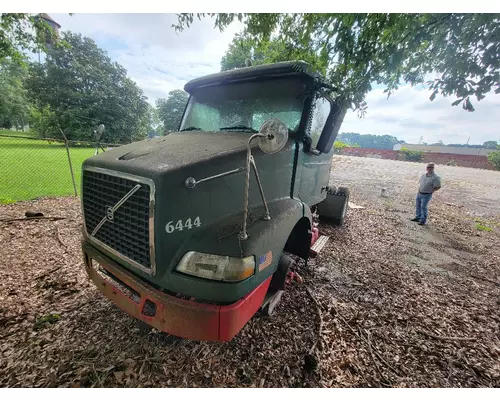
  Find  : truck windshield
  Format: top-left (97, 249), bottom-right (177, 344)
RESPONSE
top-left (180, 78), bottom-right (307, 133)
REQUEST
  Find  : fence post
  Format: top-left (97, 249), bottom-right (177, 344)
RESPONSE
top-left (59, 127), bottom-right (78, 197)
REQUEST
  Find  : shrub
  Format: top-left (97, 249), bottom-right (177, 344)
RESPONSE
top-left (399, 147), bottom-right (423, 162)
top-left (334, 140), bottom-right (349, 154)
top-left (487, 150), bottom-right (500, 170)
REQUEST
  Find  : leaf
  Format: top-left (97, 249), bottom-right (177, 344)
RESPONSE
top-left (451, 99), bottom-right (464, 106)
top-left (463, 97), bottom-right (475, 112)
top-left (34, 312), bottom-right (61, 329)
top-left (113, 371), bottom-right (125, 383)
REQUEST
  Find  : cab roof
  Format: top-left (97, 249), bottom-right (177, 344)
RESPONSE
top-left (184, 61), bottom-right (329, 93)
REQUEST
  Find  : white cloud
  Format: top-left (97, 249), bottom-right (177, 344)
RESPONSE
top-left (47, 13), bottom-right (500, 145)
top-left (51, 13), bottom-right (243, 104)
top-left (342, 85), bottom-right (500, 145)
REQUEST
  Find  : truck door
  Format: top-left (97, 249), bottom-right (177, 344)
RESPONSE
top-left (296, 96), bottom-right (334, 205)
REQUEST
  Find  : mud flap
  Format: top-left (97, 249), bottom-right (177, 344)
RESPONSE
top-left (260, 290), bottom-right (284, 317)
top-left (317, 186), bottom-right (350, 226)
top-left (260, 255), bottom-right (295, 316)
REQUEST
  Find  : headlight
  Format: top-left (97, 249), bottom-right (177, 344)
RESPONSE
top-left (176, 251), bottom-right (255, 282)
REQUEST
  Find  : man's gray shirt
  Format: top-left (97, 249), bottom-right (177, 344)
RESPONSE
top-left (419, 173), bottom-right (441, 194)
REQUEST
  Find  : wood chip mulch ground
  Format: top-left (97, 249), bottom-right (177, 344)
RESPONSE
top-left (0, 190), bottom-right (499, 387)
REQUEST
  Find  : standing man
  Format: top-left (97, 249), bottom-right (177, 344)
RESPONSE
top-left (411, 162), bottom-right (441, 225)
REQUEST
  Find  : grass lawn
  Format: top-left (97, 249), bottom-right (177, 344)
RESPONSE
top-left (0, 129), bottom-right (39, 138)
top-left (0, 136), bottom-right (96, 204)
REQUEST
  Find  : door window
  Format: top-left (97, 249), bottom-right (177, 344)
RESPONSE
top-left (309, 97), bottom-right (331, 148)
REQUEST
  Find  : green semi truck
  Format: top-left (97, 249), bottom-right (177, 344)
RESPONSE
top-left (81, 61), bottom-right (349, 341)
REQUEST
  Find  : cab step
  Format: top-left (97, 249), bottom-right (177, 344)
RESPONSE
top-left (309, 235), bottom-right (329, 257)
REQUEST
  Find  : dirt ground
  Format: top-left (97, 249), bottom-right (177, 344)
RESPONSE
top-left (1, 155), bottom-right (499, 388)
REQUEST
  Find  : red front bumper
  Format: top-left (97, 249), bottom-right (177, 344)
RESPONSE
top-left (82, 244), bottom-right (271, 342)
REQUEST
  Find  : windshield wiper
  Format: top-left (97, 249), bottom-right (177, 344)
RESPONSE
top-left (220, 125), bottom-right (258, 133)
top-left (180, 126), bottom-right (202, 132)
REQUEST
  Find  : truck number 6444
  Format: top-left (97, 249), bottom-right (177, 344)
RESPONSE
top-left (165, 217), bottom-right (201, 233)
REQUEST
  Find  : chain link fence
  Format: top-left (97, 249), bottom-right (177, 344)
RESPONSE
top-left (0, 134), bottom-right (122, 204)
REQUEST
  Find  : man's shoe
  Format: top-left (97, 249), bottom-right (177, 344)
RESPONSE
top-left (410, 218), bottom-right (420, 222)
top-left (418, 221), bottom-right (426, 225)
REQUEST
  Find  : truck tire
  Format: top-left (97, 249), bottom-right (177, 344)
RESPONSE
top-left (317, 186), bottom-right (350, 226)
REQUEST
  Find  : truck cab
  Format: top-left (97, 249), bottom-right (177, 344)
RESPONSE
top-left (81, 61), bottom-right (349, 341)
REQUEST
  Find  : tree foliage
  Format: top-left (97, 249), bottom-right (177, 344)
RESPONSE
top-left (220, 33), bottom-right (255, 71)
top-left (220, 32), bottom-right (318, 72)
top-left (487, 150), bottom-right (500, 170)
top-left (156, 89), bottom-right (189, 133)
top-left (0, 13), bottom-right (64, 63)
top-left (399, 147), bottom-right (424, 162)
top-left (25, 32), bottom-right (149, 143)
top-left (337, 132), bottom-right (402, 149)
top-left (333, 140), bottom-right (349, 154)
top-left (29, 104), bottom-right (58, 138)
top-left (482, 140), bottom-right (499, 149)
top-left (175, 13), bottom-right (500, 116)
top-left (146, 104), bottom-right (163, 136)
top-left (220, 33), bottom-right (259, 71)
top-left (0, 58), bottom-right (31, 129)
top-left (447, 143), bottom-right (482, 148)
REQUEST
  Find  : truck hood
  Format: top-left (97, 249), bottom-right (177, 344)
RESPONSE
top-left (82, 129), bottom-right (297, 302)
top-left (84, 131), bottom-right (250, 177)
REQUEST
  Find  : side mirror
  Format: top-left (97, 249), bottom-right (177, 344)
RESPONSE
top-left (95, 124), bottom-right (105, 141)
top-left (258, 118), bottom-right (289, 154)
top-left (315, 100), bottom-right (342, 154)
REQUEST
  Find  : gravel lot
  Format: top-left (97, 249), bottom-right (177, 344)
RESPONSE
top-left (1, 155), bottom-right (499, 387)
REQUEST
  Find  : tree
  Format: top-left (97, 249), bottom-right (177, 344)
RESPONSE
top-left (448, 143), bottom-right (482, 148)
top-left (26, 32), bottom-right (149, 143)
top-left (483, 140), bottom-right (498, 149)
top-left (221, 33), bottom-right (256, 71)
top-left (146, 104), bottom-right (163, 136)
top-left (220, 33), bottom-right (313, 71)
top-left (174, 13), bottom-right (500, 133)
top-left (0, 58), bottom-right (31, 129)
top-left (487, 151), bottom-right (500, 170)
top-left (156, 89), bottom-right (189, 133)
top-left (0, 13), bottom-right (65, 63)
top-left (337, 132), bottom-right (400, 149)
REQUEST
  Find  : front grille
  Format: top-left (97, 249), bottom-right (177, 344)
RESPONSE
top-left (82, 168), bottom-right (153, 272)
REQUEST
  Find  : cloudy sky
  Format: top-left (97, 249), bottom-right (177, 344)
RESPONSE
top-left (50, 13), bottom-right (500, 145)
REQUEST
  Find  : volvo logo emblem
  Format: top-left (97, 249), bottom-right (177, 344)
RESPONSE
top-left (105, 206), bottom-right (114, 222)
top-left (90, 184), bottom-right (142, 237)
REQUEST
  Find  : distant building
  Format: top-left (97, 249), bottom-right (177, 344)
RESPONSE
top-left (34, 13), bottom-right (61, 48)
top-left (393, 143), bottom-right (497, 157)
top-left (36, 13), bottom-right (61, 31)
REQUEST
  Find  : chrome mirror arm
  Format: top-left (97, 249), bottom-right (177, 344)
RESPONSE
top-left (239, 134), bottom-right (269, 241)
